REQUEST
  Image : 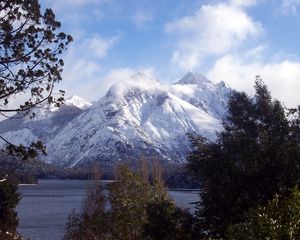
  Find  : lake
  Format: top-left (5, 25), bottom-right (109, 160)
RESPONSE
top-left (17, 179), bottom-right (199, 240)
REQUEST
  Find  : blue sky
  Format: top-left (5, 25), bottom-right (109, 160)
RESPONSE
top-left (40, 0), bottom-right (300, 107)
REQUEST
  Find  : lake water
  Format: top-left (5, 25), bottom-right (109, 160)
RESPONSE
top-left (17, 179), bottom-right (199, 240)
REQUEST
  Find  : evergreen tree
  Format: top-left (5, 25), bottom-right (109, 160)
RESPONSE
top-left (188, 78), bottom-right (300, 238)
top-left (0, 180), bottom-right (21, 239)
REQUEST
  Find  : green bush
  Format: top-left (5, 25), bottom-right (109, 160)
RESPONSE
top-left (228, 187), bottom-right (300, 240)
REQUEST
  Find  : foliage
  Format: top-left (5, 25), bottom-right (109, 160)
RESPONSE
top-left (228, 187), bottom-right (300, 240)
top-left (188, 77), bottom-right (300, 238)
top-left (108, 165), bottom-right (168, 240)
top-left (64, 165), bottom-right (196, 240)
top-left (0, 180), bottom-right (21, 239)
top-left (143, 199), bottom-right (198, 240)
top-left (0, 0), bottom-right (72, 164)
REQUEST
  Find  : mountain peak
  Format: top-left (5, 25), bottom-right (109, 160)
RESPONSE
top-left (104, 72), bottom-right (160, 99)
top-left (176, 71), bottom-right (210, 85)
top-left (65, 95), bottom-right (92, 110)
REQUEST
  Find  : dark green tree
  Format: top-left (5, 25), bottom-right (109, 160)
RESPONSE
top-left (188, 77), bottom-right (300, 238)
top-left (0, 180), bottom-right (21, 239)
top-left (0, 0), bottom-right (72, 171)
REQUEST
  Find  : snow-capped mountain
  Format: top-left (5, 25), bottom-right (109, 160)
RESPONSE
top-left (0, 72), bottom-right (231, 168)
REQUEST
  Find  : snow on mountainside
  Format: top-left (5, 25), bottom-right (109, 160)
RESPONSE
top-left (170, 71), bottom-right (230, 118)
top-left (65, 95), bottom-right (93, 110)
top-left (44, 72), bottom-right (229, 167)
top-left (0, 128), bottom-right (38, 149)
top-left (0, 96), bottom-right (93, 147)
top-left (0, 72), bottom-right (231, 168)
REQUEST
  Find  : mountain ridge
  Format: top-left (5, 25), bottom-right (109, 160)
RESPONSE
top-left (0, 72), bottom-right (231, 168)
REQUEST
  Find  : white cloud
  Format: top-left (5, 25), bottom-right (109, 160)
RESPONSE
top-left (95, 67), bottom-right (156, 96)
top-left (229, 0), bottom-right (258, 8)
top-left (244, 44), bottom-right (268, 59)
top-left (55, 34), bottom-right (119, 100)
top-left (165, 2), bottom-right (262, 70)
top-left (207, 54), bottom-right (300, 107)
top-left (62, 35), bottom-right (119, 77)
top-left (64, 68), bottom-right (136, 101)
top-left (62, 53), bottom-right (101, 87)
top-left (132, 9), bottom-right (153, 28)
top-left (61, 67), bottom-right (156, 101)
top-left (83, 36), bottom-right (119, 59)
top-left (280, 0), bottom-right (300, 14)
